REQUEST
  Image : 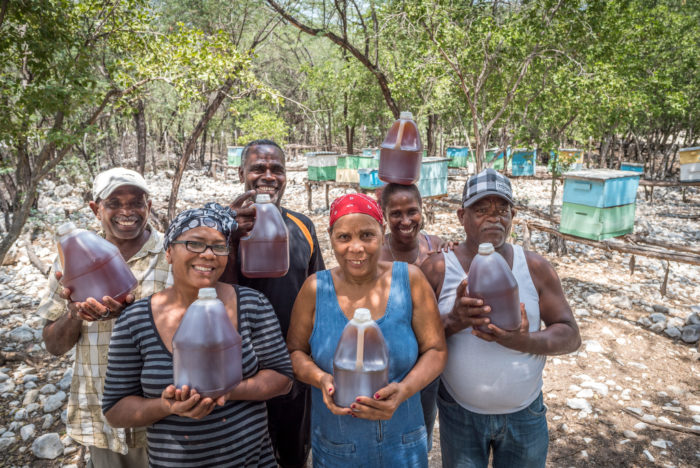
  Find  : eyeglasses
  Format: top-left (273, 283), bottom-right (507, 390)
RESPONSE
top-left (170, 240), bottom-right (230, 256)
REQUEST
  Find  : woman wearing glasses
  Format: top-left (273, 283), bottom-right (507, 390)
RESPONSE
top-left (102, 203), bottom-right (293, 467)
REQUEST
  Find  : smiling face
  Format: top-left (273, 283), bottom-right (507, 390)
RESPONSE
top-left (166, 226), bottom-right (228, 291)
top-left (384, 189), bottom-right (422, 243)
top-left (239, 144), bottom-right (287, 205)
top-left (329, 213), bottom-right (385, 279)
top-left (90, 186), bottom-right (151, 243)
top-left (458, 195), bottom-right (515, 250)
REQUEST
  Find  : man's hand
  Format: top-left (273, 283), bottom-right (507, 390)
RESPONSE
top-left (56, 271), bottom-right (134, 322)
top-left (443, 279), bottom-right (491, 336)
top-left (229, 190), bottom-right (257, 239)
top-left (472, 303), bottom-right (531, 351)
top-left (161, 385), bottom-right (218, 419)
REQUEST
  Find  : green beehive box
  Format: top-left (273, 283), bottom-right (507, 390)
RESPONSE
top-left (417, 157), bottom-right (449, 198)
top-left (559, 202), bottom-right (636, 240)
top-left (306, 152), bottom-right (338, 181)
top-left (336, 155), bottom-right (377, 183)
top-left (227, 146), bottom-right (243, 166)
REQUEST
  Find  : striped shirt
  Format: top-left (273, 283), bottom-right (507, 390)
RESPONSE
top-left (39, 226), bottom-right (171, 453)
top-left (102, 286), bottom-right (294, 467)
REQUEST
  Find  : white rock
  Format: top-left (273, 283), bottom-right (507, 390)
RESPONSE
top-left (580, 381), bottom-right (609, 396)
top-left (583, 437), bottom-right (592, 444)
top-left (574, 308), bottom-right (590, 317)
top-left (625, 407), bottom-right (643, 415)
top-left (8, 326), bottom-right (35, 343)
top-left (41, 414), bottom-right (54, 430)
top-left (43, 391), bottom-right (66, 413)
top-left (584, 340), bottom-right (604, 353)
top-left (20, 424), bottom-right (35, 441)
top-left (664, 326), bottom-right (681, 338)
top-left (579, 450), bottom-right (588, 459)
top-left (651, 439), bottom-right (671, 449)
top-left (643, 449), bottom-right (655, 462)
top-left (566, 398), bottom-right (592, 412)
top-left (58, 368), bottom-right (73, 390)
top-left (22, 389), bottom-right (39, 406)
top-left (623, 430), bottom-right (637, 439)
top-left (642, 414), bottom-right (657, 422)
top-left (31, 433), bottom-right (64, 459)
top-left (633, 422), bottom-right (648, 430)
top-left (39, 383), bottom-right (56, 394)
top-left (576, 389), bottom-right (594, 399)
top-left (689, 405), bottom-right (700, 413)
top-left (0, 372), bottom-right (8, 382)
top-left (586, 293), bottom-right (603, 306)
top-left (0, 436), bottom-right (15, 450)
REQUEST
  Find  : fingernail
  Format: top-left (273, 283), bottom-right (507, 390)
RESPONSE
top-left (356, 397), bottom-right (361, 402)
top-left (350, 404), bottom-right (356, 409)
top-left (328, 387), bottom-right (333, 392)
top-left (374, 393), bottom-right (380, 399)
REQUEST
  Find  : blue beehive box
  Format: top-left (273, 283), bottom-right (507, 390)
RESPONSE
top-left (511, 149), bottom-right (536, 176)
top-left (358, 168), bottom-right (386, 189)
top-left (562, 169), bottom-right (641, 208)
top-left (362, 148), bottom-right (380, 159)
top-left (417, 157), bottom-right (449, 197)
top-left (446, 146), bottom-right (470, 168)
top-left (620, 162), bottom-right (643, 173)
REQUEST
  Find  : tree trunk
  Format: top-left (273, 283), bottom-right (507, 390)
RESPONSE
top-left (167, 78), bottom-right (235, 221)
top-left (426, 113), bottom-right (437, 157)
top-left (134, 99), bottom-right (147, 175)
top-left (199, 124), bottom-right (208, 168)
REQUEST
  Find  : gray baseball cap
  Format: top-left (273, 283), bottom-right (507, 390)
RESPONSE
top-left (462, 168), bottom-right (514, 207)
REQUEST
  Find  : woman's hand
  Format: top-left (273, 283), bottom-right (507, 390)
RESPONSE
top-left (160, 385), bottom-right (219, 419)
top-left (350, 382), bottom-right (408, 420)
top-left (319, 373), bottom-right (352, 416)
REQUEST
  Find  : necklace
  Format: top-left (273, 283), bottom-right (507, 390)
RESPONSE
top-left (387, 233), bottom-right (420, 265)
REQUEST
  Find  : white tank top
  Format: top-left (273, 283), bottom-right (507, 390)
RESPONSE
top-left (438, 245), bottom-right (546, 414)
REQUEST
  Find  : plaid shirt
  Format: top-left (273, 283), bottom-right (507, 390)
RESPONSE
top-left (39, 225), bottom-right (171, 454)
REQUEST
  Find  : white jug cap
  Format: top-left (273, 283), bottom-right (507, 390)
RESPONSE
top-left (57, 222), bottom-right (77, 236)
top-left (256, 194), bottom-right (271, 203)
top-left (399, 111), bottom-right (413, 120)
top-left (478, 243), bottom-right (495, 255)
top-left (198, 288), bottom-right (218, 299)
top-left (352, 308), bottom-right (372, 323)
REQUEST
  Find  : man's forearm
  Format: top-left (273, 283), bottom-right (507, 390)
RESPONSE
top-left (42, 313), bottom-right (82, 356)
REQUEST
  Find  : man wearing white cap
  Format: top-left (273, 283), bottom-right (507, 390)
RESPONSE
top-left (39, 168), bottom-right (170, 467)
top-left (420, 168), bottom-right (580, 467)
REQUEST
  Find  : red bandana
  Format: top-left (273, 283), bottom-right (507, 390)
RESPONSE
top-left (329, 193), bottom-right (384, 228)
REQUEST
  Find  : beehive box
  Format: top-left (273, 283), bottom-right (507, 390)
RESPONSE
top-left (362, 148), bottom-right (380, 159)
top-left (680, 162), bottom-right (700, 182)
top-left (358, 168), bottom-right (386, 189)
top-left (620, 162), bottom-right (644, 173)
top-left (227, 146), bottom-right (243, 166)
top-left (560, 202), bottom-right (636, 240)
top-left (485, 148), bottom-right (510, 170)
top-left (416, 157), bottom-right (449, 198)
top-left (552, 148), bottom-right (584, 172)
top-left (336, 155), bottom-right (378, 183)
top-left (562, 169), bottom-right (640, 208)
top-left (511, 149), bottom-right (536, 176)
top-left (446, 146), bottom-right (471, 168)
top-left (679, 147), bottom-right (700, 165)
top-left (306, 152), bottom-right (338, 181)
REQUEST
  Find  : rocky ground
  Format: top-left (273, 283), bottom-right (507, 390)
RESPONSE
top-left (0, 164), bottom-right (698, 467)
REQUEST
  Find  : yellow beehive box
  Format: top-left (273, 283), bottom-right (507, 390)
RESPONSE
top-left (679, 147), bottom-right (700, 165)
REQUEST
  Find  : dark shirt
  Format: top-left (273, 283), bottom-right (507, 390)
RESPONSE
top-left (228, 207), bottom-right (325, 337)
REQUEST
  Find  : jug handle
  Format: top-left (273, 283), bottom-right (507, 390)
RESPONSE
top-left (393, 120), bottom-right (407, 150)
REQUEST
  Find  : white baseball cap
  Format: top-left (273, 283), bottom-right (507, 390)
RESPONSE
top-left (92, 168), bottom-right (150, 201)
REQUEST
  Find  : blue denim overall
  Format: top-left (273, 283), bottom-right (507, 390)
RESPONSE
top-left (309, 262), bottom-right (428, 468)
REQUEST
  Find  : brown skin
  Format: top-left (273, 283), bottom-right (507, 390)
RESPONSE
top-left (379, 189), bottom-right (446, 266)
top-left (104, 226), bottom-right (293, 428)
top-left (420, 195), bottom-right (581, 355)
top-left (287, 213), bottom-right (447, 421)
top-left (42, 186), bottom-right (152, 356)
top-left (221, 144), bottom-right (286, 284)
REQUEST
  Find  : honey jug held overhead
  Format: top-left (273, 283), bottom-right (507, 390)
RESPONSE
top-left (56, 221), bottom-right (137, 304)
top-left (378, 111), bottom-right (423, 185)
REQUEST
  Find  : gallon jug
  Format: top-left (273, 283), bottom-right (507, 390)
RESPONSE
top-left (378, 111), bottom-right (423, 185)
top-left (172, 288), bottom-right (242, 398)
top-left (333, 308), bottom-right (389, 408)
top-left (467, 243), bottom-right (521, 333)
top-left (56, 222), bottom-right (137, 304)
top-left (240, 194), bottom-right (289, 278)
